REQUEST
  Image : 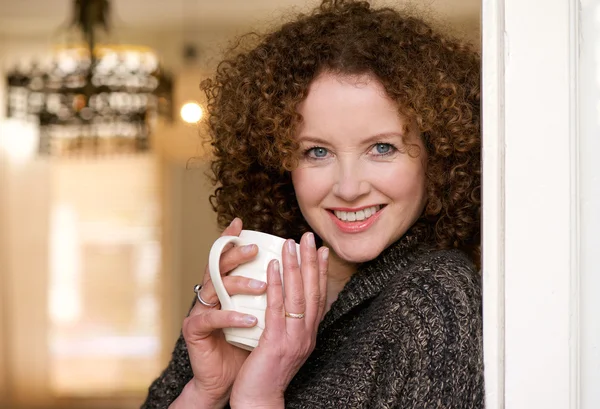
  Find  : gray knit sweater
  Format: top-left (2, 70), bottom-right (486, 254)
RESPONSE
top-left (141, 235), bottom-right (484, 408)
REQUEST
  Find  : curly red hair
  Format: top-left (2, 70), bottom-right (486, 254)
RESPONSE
top-left (202, 0), bottom-right (481, 263)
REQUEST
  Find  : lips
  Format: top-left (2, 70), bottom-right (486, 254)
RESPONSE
top-left (326, 205), bottom-right (386, 233)
top-left (332, 205), bottom-right (382, 222)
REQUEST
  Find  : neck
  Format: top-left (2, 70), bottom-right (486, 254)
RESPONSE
top-left (323, 248), bottom-right (357, 313)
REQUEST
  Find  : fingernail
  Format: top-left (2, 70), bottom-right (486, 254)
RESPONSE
top-left (322, 247), bottom-right (329, 261)
top-left (273, 259), bottom-right (280, 273)
top-left (241, 244), bottom-right (255, 254)
top-left (307, 233), bottom-right (315, 248)
top-left (243, 315), bottom-right (257, 325)
top-left (249, 279), bottom-right (266, 289)
top-left (287, 239), bottom-right (296, 255)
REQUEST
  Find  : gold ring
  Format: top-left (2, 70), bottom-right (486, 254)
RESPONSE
top-left (285, 311), bottom-right (305, 319)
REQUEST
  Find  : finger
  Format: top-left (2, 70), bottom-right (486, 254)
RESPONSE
top-left (209, 244), bottom-right (259, 283)
top-left (300, 233), bottom-right (320, 325)
top-left (219, 243), bottom-right (259, 275)
top-left (263, 259), bottom-right (285, 338)
top-left (202, 218), bottom-right (244, 283)
top-left (198, 243), bottom-right (258, 305)
top-left (183, 310), bottom-right (257, 342)
top-left (282, 239), bottom-right (305, 329)
top-left (316, 246), bottom-right (329, 324)
top-left (192, 275), bottom-right (267, 311)
top-left (221, 217), bottom-right (243, 237)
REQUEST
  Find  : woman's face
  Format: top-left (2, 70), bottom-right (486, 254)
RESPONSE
top-left (291, 72), bottom-right (428, 264)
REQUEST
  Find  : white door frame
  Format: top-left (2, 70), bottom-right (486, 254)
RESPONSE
top-left (482, 0), bottom-right (580, 408)
top-left (481, 0), bottom-right (505, 407)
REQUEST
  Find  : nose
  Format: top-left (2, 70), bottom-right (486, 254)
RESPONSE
top-left (332, 160), bottom-right (371, 202)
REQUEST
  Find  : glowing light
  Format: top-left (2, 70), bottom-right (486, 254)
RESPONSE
top-left (180, 102), bottom-right (203, 123)
top-left (0, 119), bottom-right (38, 163)
top-left (49, 204), bottom-right (82, 325)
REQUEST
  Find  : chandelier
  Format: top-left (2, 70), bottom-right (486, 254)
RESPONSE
top-left (5, 0), bottom-right (174, 156)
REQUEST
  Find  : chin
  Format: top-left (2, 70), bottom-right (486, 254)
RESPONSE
top-left (333, 242), bottom-right (387, 264)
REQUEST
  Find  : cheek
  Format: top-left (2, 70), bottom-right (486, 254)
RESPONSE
top-left (291, 168), bottom-right (315, 207)
top-left (377, 160), bottom-right (427, 200)
top-left (409, 169), bottom-right (428, 209)
top-left (291, 167), bottom-right (331, 209)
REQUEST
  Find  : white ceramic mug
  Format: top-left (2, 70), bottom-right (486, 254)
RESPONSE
top-left (208, 230), bottom-right (301, 351)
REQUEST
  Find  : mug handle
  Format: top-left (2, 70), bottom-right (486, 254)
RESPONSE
top-left (208, 235), bottom-right (244, 310)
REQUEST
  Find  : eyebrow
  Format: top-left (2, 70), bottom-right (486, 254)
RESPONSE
top-left (296, 132), bottom-right (406, 146)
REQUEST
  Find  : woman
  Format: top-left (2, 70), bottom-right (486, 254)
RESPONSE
top-left (143, 0), bottom-right (482, 408)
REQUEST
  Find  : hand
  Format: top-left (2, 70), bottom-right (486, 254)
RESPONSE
top-left (176, 218), bottom-right (267, 408)
top-left (229, 232), bottom-right (329, 408)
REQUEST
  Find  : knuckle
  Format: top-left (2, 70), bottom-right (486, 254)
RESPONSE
top-left (308, 290), bottom-right (321, 304)
top-left (306, 250), bottom-right (318, 264)
top-left (270, 299), bottom-right (285, 314)
top-left (287, 264), bottom-right (301, 277)
top-left (290, 291), bottom-right (306, 307)
top-left (318, 295), bottom-right (326, 310)
top-left (222, 276), bottom-right (240, 291)
top-left (195, 312), bottom-right (213, 330)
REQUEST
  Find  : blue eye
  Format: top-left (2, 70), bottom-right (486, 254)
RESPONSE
top-left (306, 147), bottom-right (329, 158)
top-left (372, 143), bottom-right (395, 156)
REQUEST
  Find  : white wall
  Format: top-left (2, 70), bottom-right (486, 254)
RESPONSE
top-left (580, 0), bottom-right (600, 406)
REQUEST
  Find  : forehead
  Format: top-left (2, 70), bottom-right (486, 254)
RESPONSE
top-left (295, 72), bottom-right (409, 141)
top-left (300, 72), bottom-right (395, 109)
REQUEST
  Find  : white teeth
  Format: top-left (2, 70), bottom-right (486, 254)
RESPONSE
top-left (333, 205), bottom-right (381, 222)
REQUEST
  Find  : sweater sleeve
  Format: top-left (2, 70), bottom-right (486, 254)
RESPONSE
top-left (140, 332), bottom-right (195, 409)
top-left (374, 250), bottom-right (484, 409)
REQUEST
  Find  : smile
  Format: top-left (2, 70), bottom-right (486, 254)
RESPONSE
top-left (326, 205), bottom-right (386, 234)
top-left (332, 205), bottom-right (383, 222)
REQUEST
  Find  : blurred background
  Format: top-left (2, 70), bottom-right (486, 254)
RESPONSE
top-left (0, 0), bottom-right (480, 408)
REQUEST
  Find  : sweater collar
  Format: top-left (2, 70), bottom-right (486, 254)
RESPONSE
top-left (318, 232), bottom-right (425, 335)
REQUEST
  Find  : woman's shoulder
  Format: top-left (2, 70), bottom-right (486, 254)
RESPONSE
top-left (384, 246), bottom-right (480, 300)
top-left (373, 246), bottom-right (482, 332)
top-left (344, 246), bottom-right (484, 407)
